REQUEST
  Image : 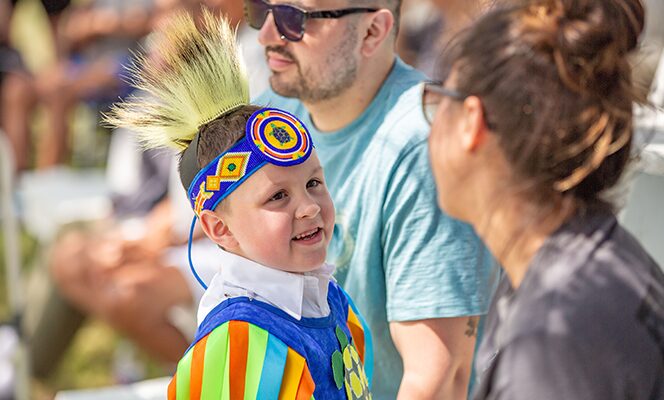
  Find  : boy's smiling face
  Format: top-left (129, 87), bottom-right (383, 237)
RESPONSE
top-left (206, 150), bottom-right (334, 272)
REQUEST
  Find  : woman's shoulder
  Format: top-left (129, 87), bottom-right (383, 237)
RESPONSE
top-left (503, 212), bottom-right (663, 356)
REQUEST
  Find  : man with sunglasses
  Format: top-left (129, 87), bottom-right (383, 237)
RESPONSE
top-left (250, 0), bottom-right (497, 398)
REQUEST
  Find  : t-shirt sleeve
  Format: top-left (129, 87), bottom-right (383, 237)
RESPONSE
top-left (168, 320), bottom-right (315, 399)
top-left (382, 140), bottom-right (498, 322)
top-left (484, 333), bottom-right (616, 400)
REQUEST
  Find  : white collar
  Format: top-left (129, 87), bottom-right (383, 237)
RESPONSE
top-left (197, 249), bottom-right (335, 325)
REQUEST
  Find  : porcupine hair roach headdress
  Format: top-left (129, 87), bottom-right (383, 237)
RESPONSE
top-left (105, 8), bottom-right (250, 153)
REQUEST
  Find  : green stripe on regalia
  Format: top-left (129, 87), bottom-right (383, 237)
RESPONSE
top-left (201, 322), bottom-right (229, 398)
top-left (245, 324), bottom-right (269, 399)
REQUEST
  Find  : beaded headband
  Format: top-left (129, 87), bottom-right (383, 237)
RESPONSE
top-left (188, 107), bottom-right (313, 216)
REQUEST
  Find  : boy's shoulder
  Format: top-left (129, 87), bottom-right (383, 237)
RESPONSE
top-left (194, 281), bottom-right (350, 350)
top-left (195, 298), bottom-right (308, 352)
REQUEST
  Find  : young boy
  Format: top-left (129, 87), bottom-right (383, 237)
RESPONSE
top-left (105, 9), bottom-right (372, 400)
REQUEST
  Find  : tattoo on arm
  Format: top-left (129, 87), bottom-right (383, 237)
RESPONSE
top-left (465, 317), bottom-right (479, 338)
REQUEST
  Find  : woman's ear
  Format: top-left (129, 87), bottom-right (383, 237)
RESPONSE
top-left (461, 96), bottom-right (489, 151)
top-left (198, 209), bottom-right (238, 250)
top-left (360, 9), bottom-right (394, 57)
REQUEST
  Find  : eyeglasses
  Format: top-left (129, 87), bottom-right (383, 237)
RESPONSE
top-left (244, 0), bottom-right (378, 42)
top-left (421, 81), bottom-right (468, 126)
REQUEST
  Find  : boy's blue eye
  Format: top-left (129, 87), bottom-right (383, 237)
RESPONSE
top-left (269, 191), bottom-right (287, 201)
top-left (307, 179), bottom-right (322, 188)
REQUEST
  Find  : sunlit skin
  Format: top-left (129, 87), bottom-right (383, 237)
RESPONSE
top-left (427, 73), bottom-right (573, 290)
top-left (426, 74), bottom-right (500, 224)
top-left (199, 151), bottom-right (335, 273)
top-left (257, 0), bottom-right (395, 130)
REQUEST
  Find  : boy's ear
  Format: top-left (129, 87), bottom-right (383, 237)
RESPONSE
top-left (198, 210), bottom-right (238, 250)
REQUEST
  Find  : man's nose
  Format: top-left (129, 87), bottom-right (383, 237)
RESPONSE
top-left (258, 13), bottom-right (286, 46)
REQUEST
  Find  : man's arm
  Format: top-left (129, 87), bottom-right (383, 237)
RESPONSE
top-left (381, 136), bottom-right (496, 399)
top-left (391, 316), bottom-right (479, 400)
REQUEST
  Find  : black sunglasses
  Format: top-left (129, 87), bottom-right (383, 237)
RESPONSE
top-left (244, 0), bottom-right (378, 42)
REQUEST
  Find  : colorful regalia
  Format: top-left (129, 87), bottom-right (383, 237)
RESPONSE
top-left (168, 281), bottom-right (373, 400)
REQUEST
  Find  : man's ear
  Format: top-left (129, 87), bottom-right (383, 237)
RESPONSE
top-left (360, 9), bottom-right (394, 57)
top-left (461, 96), bottom-right (489, 152)
top-left (198, 209), bottom-right (238, 250)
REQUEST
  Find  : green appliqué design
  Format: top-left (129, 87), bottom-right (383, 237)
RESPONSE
top-left (331, 325), bottom-right (372, 399)
top-left (332, 350), bottom-right (344, 389)
top-left (227, 163), bottom-right (237, 172)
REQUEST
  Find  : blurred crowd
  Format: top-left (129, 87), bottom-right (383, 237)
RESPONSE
top-left (0, 0), bottom-right (663, 397)
top-left (1, 0), bottom-right (269, 395)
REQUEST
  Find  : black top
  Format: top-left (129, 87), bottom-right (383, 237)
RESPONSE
top-left (474, 211), bottom-right (664, 400)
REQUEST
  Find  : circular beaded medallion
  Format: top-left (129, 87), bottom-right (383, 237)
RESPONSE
top-left (247, 108), bottom-right (312, 166)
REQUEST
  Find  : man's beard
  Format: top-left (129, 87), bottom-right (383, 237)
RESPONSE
top-left (266, 26), bottom-right (359, 103)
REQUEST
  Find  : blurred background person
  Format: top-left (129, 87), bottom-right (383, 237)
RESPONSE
top-left (21, 0), bottom-right (271, 395)
top-left (1, 0), bottom-right (71, 171)
top-left (202, 0), bottom-right (270, 96)
top-left (397, 0), bottom-right (493, 78)
top-left (2, 0), bottom-right (153, 171)
top-left (26, 0), bottom-right (196, 378)
top-left (31, 133), bottom-right (178, 379)
top-left (29, 0), bottom-right (154, 169)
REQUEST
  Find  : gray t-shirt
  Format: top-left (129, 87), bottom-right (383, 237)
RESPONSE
top-left (473, 211), bottom-right (664, 400)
